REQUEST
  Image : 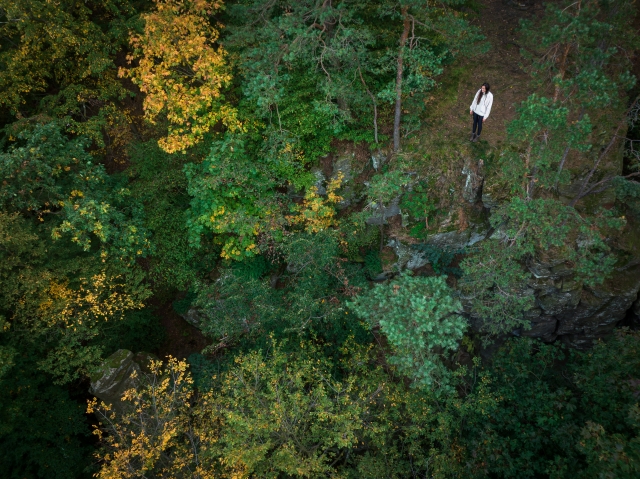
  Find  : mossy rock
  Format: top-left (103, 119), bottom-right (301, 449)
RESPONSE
top-left (89, 349), bottom-right (158, 412)
top-left (380, 246), bottom-right (398, 272)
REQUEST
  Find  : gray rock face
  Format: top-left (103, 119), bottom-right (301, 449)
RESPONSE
top-left (521, 315), bottom-right (558, 342)
top-left (427, 230), bottom-right (472, 250)
top-left (331, 150), bottom-right (365, 209)
top-left (90, 349), bottom-right (156, 410)
top-left (461, 159), bottom-right (485, 204)
top-left (180, 307), bottom-right (202, 329)
top-left (537, 288), bottom-right (582, 316)
top-left (392, 227), bottom-right (640, 346)
top-left (336, 185), bottom-right (357, 209)
top-left (481, 192), bottom-right (500, 211)
top-left (632, 296), bottom-right (640, 317)
top-left (385, 238), bottom-right (429, 272)
top-left (426, 223), bottom-right (491, 251)
top-left (365, 197), bottom-right (402, 225)
top-left (406, 250), bottom-right (429, 270)
top-left (371, 152), bottom-right (386, 171)
top-left (527, 264), bottom-right (640, 347)
top-left (556, 267), bottom-right (640, 346)
top-left (311, 168), bottom-right (327, 196)
top-left (527, 258), bottom-right (568, 279)
top-left (331, 155), bottom-right (353, 184)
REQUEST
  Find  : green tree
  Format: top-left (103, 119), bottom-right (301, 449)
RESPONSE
top-left (225, 0), bottom-right (484, 153)
top-left (184, 132), bottom-right (285, 260)
top-left (0, 0), bottom-right (135, 141)
top-left (0, 121), bottom-right (153, 383)
top-left (349, 273), bottom-right (466, 391)
top-left (0, 121), bottom-right (152, 264)
top-left (126, 139), bottom-right (211, 291)
top-left (0, 355), bottom-right (93, 479)
top-left (513, 0), bottom-right (639, 199)
top-left (198, 341), bottom-right (384, 478)
top-left (193, 229), bottom-right (367, 351)
top-left (459, 331), bottom-right (640, 478)
top-left (460, 338), bottom-right (579, 478)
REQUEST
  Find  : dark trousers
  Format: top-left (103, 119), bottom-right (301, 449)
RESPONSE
top-left (472, 112), bottom-right (484, 136)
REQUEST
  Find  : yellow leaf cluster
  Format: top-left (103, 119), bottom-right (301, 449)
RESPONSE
top-left (287, 172), bottom-right (344, 233)
top-left (41, 273), bottom-right (145, 331)
top-left (121, 0), bottom-right (240, 153)
top-left (89, 357), bottom-right (213, 479)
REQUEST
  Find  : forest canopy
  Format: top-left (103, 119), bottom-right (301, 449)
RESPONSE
top-left (1, 0), bottom-right (639, 478)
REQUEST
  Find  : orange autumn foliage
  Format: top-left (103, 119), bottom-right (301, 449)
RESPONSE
top-left (121, 0), bottom-right (240, 153)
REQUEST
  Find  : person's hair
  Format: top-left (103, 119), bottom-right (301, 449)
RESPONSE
top-left (476, 82), bottom-right (491, 105)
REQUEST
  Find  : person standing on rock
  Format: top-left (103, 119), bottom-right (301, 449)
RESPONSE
top-left (469, 83), bottom-right (493, 142)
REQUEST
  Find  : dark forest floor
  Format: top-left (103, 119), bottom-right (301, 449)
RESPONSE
top-left (155, 297), bottom-right (209, 361)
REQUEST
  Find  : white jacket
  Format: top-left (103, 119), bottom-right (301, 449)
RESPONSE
top-left (470, 90), bottom-right (493, 119)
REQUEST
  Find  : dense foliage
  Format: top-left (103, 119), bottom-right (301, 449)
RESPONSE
top-left (88, 330), bottom-right (640, 478)
top-left (0, 0), bottom-right (639, 478)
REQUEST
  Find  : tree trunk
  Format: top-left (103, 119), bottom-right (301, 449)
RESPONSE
top-left (553, 43), bottom-right (571, 103)
top-left (393, 7), bottom-right (411, 152)
top-left (357, 66), bottom-right (378, 144)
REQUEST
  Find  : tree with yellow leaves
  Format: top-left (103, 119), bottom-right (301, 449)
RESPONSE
top-left (35, 272), bottom-right (150, 384)
top-left (88, 357), bottom-right (208, 479)
top-left (90, 342), bottom-right (394, 479)
top-left (287, 172), bottom-right (344, 234)
top-left (121, 0), bottom-right (240, 153)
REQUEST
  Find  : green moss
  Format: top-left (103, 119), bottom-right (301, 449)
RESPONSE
top-left (90, 349), bottom-right (132, 383)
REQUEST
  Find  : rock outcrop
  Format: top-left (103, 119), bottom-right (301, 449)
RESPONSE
top-left (320, 145), bottom-right (640, 347)
top-left (554, 266), bottom-right (640, 347)
top-left (383, 151), bottom-right (640, 347)
top-left (89, 349), bottom-right (157, 410)
top-left (365, 197), bottom-right (402, 225)
top-left (179, 307), bottom-right (202, 329)
top-left (462, 158), bottom-right (485, 204)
